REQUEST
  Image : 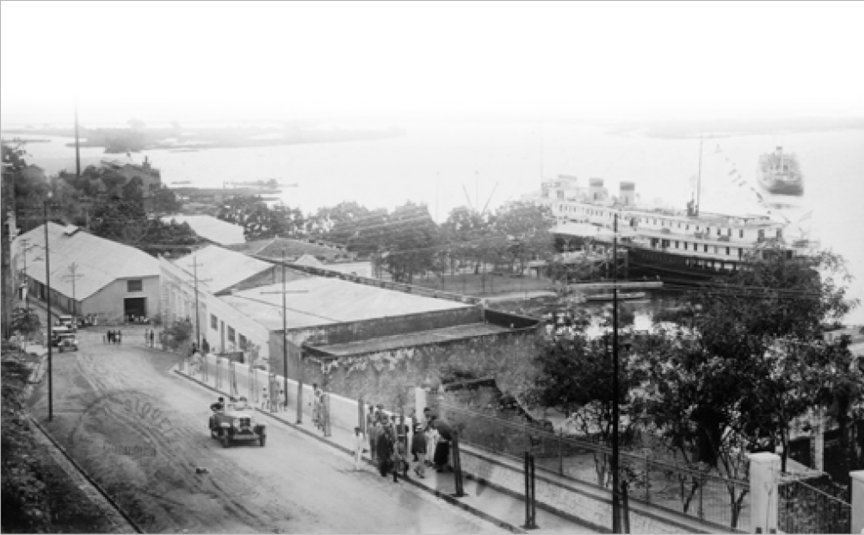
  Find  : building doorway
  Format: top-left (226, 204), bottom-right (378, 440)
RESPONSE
top-left (124, 297), bottom-right (147, 321)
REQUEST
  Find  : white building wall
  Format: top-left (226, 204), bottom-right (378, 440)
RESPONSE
top-left (80, 275), bottom-right (160, 323)
top-left (159, 256), bottom-right (270, 365)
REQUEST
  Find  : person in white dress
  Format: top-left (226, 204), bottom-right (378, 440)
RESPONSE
top-left (353, 426), bottom-right (365, 471)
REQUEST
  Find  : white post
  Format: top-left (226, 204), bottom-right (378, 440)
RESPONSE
top-left (851, 470), bottom-right (864, 534)
top-left (415, 387), bottom-right (427, 418)
top-left (748, 452), bottom-right (780, 534)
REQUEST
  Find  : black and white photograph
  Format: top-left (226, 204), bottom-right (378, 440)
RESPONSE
top-left (2, 1), bottom-right (863, 533)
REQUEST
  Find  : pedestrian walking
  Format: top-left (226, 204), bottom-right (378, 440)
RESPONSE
top-left (426, 417), bottom-right (439, 468)
top-left (144, 329), bottom-right (149, 346)
top-left (107, 329), bottom-right (114, 344)
top-left (202, 338), bottom-right (210, 354)
top-left (312, 384), bottom-right (323, 428)
top-left (432, 420), bottom-right (453, 472)
top-left (395, 415), bottom-right (409, 478)
top-left (411, 410), bottom-right (424, 462)
top-left (261, 387), bottom-right (269, 410)
top-left (377, 415), bottom-right (394, 478)
top-left (413, 423), bottom-right (428, 479)
top-left (149, 330), bottom-right (155, 348)
top-left (353, 427), bottom-right (365, 471)
top-left (117, 329), bottom-right (122, 344)
top-left (367, 405), bottom-right (378, 461)
top-left (278, 389), bottom-right (286, 412)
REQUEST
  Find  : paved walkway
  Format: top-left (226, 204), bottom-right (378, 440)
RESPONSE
top-left (175, 368), bottom-right (598, 534)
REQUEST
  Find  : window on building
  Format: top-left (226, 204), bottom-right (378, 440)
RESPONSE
top-left (228, 326), bottom-right (236, 344)
top-left (726, 247), bottom-right (731, 256)
top-left (740, 229), bottom-right (744, 238)
top-left (210, 314), bottom-right (218, 330)
top-left (239, 334), bottom-right (247, 349)
top-left (675, 241), bottom-right (679, 248)
top-left (127, 279), bottom-right (143, 292)
top-left (704, 244), bottom-right (708, 252)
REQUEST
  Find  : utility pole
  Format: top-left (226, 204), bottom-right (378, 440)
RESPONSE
top-left (44, 197), bottom-right (54, 422)
top-left (261, 252), bottom-right (307, 423)
top-left (63, 262), bottom-right (84, 318)
top-left (611, 212), bottom-right (620, 533)
top-left (18, 238), bottom-right (32, 309)
top-left (188, 257), bottom-right (211, 348)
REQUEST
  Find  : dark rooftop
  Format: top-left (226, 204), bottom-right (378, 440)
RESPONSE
top-left (308, 322), bottom-right (512, 357)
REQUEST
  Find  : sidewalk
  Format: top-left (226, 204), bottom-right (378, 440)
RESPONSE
top-left (175, 367), bottom-right (598, 534)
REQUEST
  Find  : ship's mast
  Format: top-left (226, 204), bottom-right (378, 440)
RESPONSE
top-left (695, 130), bottom-right (703, 217)
top-left (74, 99), bottom-right (81, 179)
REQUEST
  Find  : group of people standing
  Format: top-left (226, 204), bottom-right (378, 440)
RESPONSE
top-left (355, 405), bottom-right (452, 480)
top-left (103, 329), bottom-right (122, 344)
top-left (259, 386), bottom-right (287, 413)
top-left (143, 329), bottom-right (156, 348)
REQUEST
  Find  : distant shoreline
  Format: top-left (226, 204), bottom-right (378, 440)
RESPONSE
top-left (0, 125), bottom-right (407, 154)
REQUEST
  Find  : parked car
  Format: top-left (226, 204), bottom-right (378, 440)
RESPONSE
top-left (56, 315), bottom-right (77, 332)
top-left (57, 333), bottom-right (79, 352)
top-left (51, 326), bottom-right (75, 347)
top-left (208, 397), bottom-right (266, 448)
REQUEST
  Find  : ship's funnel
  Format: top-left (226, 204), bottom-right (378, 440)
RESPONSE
top-left (589, 178), bottom-right (606, 201)
top-left (619, 181), bottom-right (635, 205)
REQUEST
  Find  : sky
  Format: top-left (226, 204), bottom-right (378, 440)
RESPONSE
top-left (2, 1), bottom-right (864, 126)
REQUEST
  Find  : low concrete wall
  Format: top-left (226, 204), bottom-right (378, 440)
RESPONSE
top-left (185, 355), bottom-right (363, 430)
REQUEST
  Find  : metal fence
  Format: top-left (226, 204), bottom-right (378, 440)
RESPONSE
top-left (440, 403), bottom-right (750, 532)
top-left (778, 476), bottom-right (851, 534)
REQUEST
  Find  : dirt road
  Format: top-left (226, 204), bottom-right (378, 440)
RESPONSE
top-left (29, 329), bottom-right (508, 534)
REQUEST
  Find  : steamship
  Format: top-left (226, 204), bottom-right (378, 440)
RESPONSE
top-left (540, 176), bottom-right (814, 285)
top-left (758, 146), bottom-right (804, 196)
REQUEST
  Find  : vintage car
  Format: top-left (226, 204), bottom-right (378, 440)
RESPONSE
top-left (57, 315), bottom-right (77, 332)
top-left (208, 397), bottom-right (266, 448)
top-left (56, 333), bottom-right (79, 352)
top-left (51, 326), bottom-right (75, 347)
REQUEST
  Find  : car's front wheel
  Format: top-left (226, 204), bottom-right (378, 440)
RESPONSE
top-left (259, 435), bottom-right (266, 447)
top-left (221, 433), bottom-right (230, 448)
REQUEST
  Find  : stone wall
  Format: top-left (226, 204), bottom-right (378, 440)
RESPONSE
top-left (301, 329), bottom-right (542, 414)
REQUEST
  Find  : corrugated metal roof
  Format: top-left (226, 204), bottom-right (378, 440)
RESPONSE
top-left (225, 236), bottom-right (345, 259)
top-left (310, 323), bottom-right (509, 356)
top-left (161, 215), bottom-right (245, 245)
top-left (172, 245), bottom-right (274, 293)
top-left (221, 276), bottom-right (471, 331)
top-left (15, 223), bottom-right (159, 300)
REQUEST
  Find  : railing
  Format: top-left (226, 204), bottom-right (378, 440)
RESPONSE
top-left (440, 403), bottom-right (750, 531)
top-left (778, 476), bottom-right (851, 534)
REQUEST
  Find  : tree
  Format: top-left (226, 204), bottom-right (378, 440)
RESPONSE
top-left (633, 242), bottom-right (861, 520)
top-left (530, 308), bottom-right (644, 487)
top-left (377, 202), bottom-right (440, 283)
top-left (492, 201), bottom-right (554, 275)
top-left (307, 201), bottom-right (371, 240)
top-left (10, 308), bottom-right (40, 337)
top-left (150, 185), bottom-right (182, 214)
top-left (440, 206), bottom-right (493, 274)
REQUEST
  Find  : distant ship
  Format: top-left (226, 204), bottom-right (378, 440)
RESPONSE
top-left (758, 146), bottom-right (804, 196)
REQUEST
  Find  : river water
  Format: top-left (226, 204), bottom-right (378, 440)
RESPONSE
top-left (14, 120), bottom-right (864, 323)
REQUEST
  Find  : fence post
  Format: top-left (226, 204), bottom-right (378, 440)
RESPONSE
top-left (558, 429), bottom-right (564, 476)
top-left (645, 454), bottom-right (650, 503)
top-left (523, 450), bottom-right (538, 529)
top-left (748, 452), bottom-right (780, 535)
top-left (452, 430), bottom-right (465, 497)
top-left (622, 480), bottom-right (631, 534)
top-left (852, 470), bottom-right (864, 534)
